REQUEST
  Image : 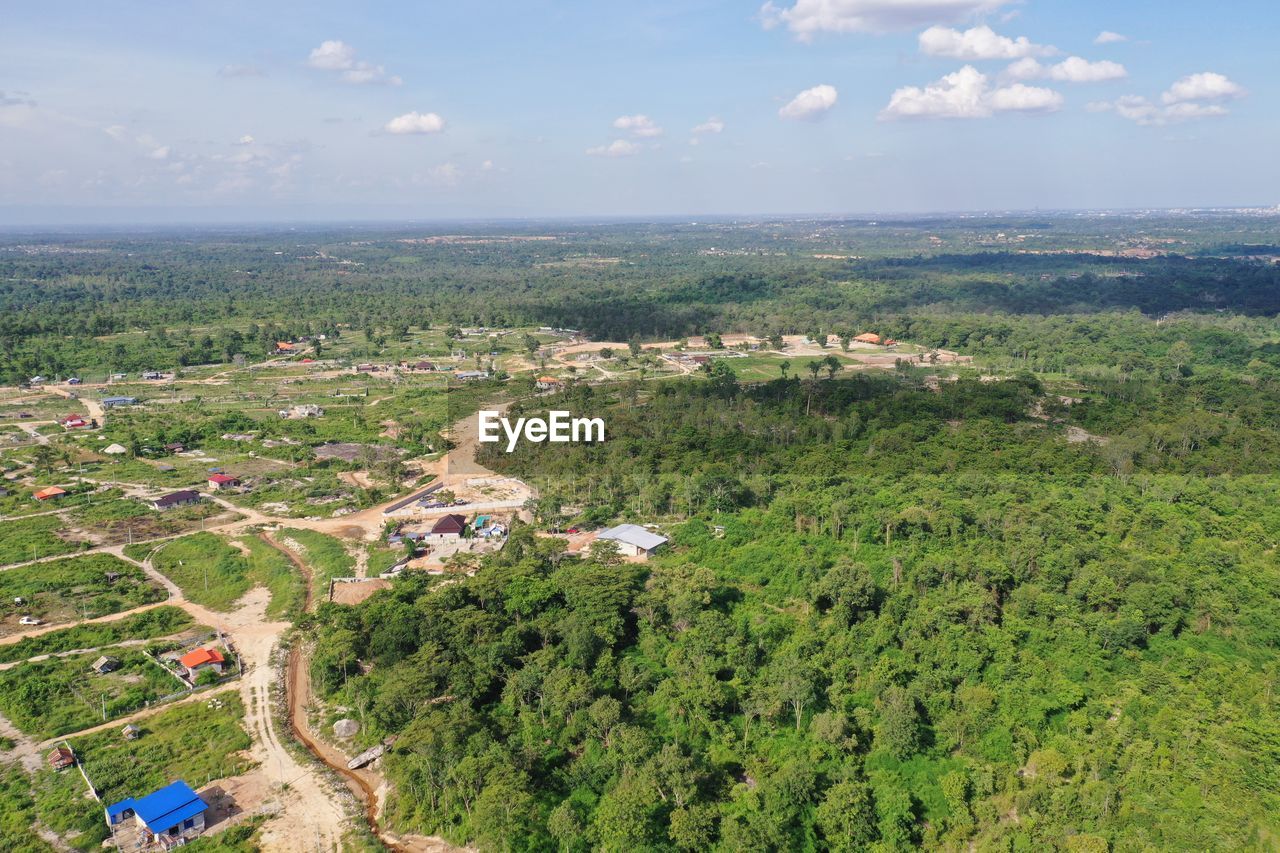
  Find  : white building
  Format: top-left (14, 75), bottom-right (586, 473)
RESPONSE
top-left (595, 524), bottom-right (668, 559)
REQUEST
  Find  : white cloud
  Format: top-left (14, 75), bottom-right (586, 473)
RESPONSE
top-left (1094, 30), bottom-right (1128, 44)
top-left (480, 159), bottom-right (494, 171)
top-left (918, 25), bottom-right (1056, 60)
top-left (691, 117), bottom-right (725, 135)
top-left (880, 65), bottom-right (1061, 119)
top-left (779, 84), bottom-right (838, 120)
top-left (342, 65), bottom-right (402, 86)
top-left (586, 139), bottom-right (641, 157)
top-left (1091, 93), bottom-right (1232, 126)
top-left (761, 0), bottom-right (1016, 40)
top-left (1163, 101), bottom-right (1230, 120)
top-left (1162, 72), bottom-right (1245, 104)
top-left (307, 40), bottom-right (356, 71)
top-left (1097, 71), bottom-right (1248, 126)
top-left (1008, 56), bottom-right (1127, 83)
top-left (147, 146), bottom-right (170, 160)
top-left (986, 83), bottom-right (1062, 112)
top-left (236, 135), bottom-right (255, 145)
top-left (384, 111), bottom-right (446, 134)
top-left (612, 114), bottom-right (663, 137)
top-left (307, 40), bottom-right (402, 85)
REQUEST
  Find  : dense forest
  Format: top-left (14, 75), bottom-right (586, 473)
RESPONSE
top-left (4, 217), bottom-right (1279, 849)
top-left (3, 216), bottom-right (1280, 381)
top-left (306, 369), bottom-right (1280, 851)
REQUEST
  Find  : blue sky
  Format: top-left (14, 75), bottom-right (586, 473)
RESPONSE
top-left (1, 0), bottom-right (1275, 222)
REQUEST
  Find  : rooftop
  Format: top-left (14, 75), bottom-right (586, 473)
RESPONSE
top-left (107, 780), bottom-right (207, 835)
top-left (178, 647), bottom-right (225, 669)
top-left (597, 523), bottom-right (669, 551)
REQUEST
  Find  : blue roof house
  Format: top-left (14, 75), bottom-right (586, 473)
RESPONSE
top-left (106, 780), bottom-right (208, 847)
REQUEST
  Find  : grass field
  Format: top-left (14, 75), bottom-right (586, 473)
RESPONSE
top-left (33, 693), bottom-right (253, 851)
top-left (0, 646), bottom-right (184, 738)
top-left (0, 515), bottom-right (86, 567)
top-left (0, 553), bottom-right (166, 636)
top-left (236, 535), bottom-right (305, 619)
top-left (0, 606), bottom-right (196, 665)
top-left (150, 532), bottom-right (304, 615)
top-left (278, 528), bottom-right (355, 603)
top-left (0, 761), bottom-right (49, 853)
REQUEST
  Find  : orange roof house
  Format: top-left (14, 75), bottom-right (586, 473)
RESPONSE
top-left (178, 647), bottom-right (225, 669)
top-left (34, 486), bottom-right (67, 501)
top-left (853, 333), bottom-right (883, 345)
top-left (275, 341), bottom-right (295, 351)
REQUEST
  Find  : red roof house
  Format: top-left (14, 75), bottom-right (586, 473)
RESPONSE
top-left (178, 647), bottom-right (225, 677)
top-left (206, 473), bottom-right (240, 490)
top-left (34, 486), bottom-right (67, 501)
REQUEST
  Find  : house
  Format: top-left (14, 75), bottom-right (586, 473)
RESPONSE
top-left (355, 363), bottom-right (376, 373)
top-left (28, 376), bottom-right (46, 386)
top-left (151, 490), bottom-right (201, 511)
top-left (67, 377), bottom-right (82, 385)
top-left (60, 415), bottom-right (89, 430)
top-left (33, 486), bottom-right (67, 501)
top-left (273, 341), bottom-right (296, 354)
top-left (536, 376), bottom-right (563, 390)
top-left (595, 524), bottom-right (669, 559)
top-left (102, 443), bottom-right (128, 455)
top-left (206, 473), bottom-right (240, 490)
top-left (142, 371), bottom-right (164, 380)
top-left (278, 404), bottom-right (324, 419)
top-left (178, 647), bottom-right (225, 679)
top-left (853, 332), bottom-right (883, 345)
top-left (102, 396), bottom-right (139, 408)
top-left (111, 373), bottom-right (128, 380)
top-left (412, 361), bottom-right (436, 371)
top-left (427, 513), bottom-right (467, 542)
top-left (122, 724), bottom-right (141, 740)
top-left (91, 656), bottom-right (122, 674)
top-left (48, 747), bottom-right (75, 771)
top-left (453, 371), bottom-right (490, 381)
top-left (105, 780), bottom-right (209, 848)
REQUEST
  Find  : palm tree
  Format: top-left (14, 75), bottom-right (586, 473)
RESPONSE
top-left (780, 362), bottom-right (790, 380)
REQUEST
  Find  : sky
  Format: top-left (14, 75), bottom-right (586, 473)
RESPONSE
top-left (1, 0), bottom-right (1276, 223)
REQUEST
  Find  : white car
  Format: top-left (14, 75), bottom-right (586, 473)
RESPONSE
top-left (19, 616), bottom-right (41, 626)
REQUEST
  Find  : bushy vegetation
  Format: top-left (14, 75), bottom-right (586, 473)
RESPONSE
top-left (0, 762), bottom-right (52, 853)
top-left (0, 515), bottom-right (84, 566)
top-left (308, 372), bottom-right (1280, 851)
top-left (0, 647), bottom-right (182, 738)
top-left (32, 694), bottom-right (252, 850)
top-left (279, 528), bottom-right (355, 603)
top-left (0, 553), bottom-right (165, 628)
top-left (0, 606), bottom-right (194, 664)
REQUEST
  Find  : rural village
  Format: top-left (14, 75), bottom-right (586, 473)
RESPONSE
top-left (0, 322), bottom-right (965, 851)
